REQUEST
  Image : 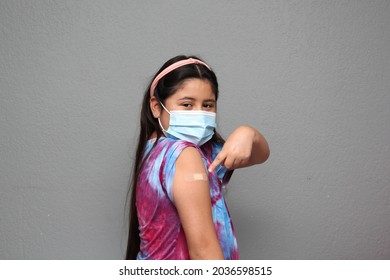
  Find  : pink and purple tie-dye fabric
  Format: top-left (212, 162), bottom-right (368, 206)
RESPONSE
top-left (136, 137), bottom-right (238, 260)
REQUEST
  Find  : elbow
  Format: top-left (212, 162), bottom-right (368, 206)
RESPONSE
top-left (253, 139), bottom-right (270, 165)
top-left (259, 144), bottom-right (270, 164)
top-left (252, 128), bottom-right (270, 165)
top-left (188, 242), bottom-right (224, 260)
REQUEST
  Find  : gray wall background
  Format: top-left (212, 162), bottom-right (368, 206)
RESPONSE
top-left (1, 0), bottom-right (389, 259)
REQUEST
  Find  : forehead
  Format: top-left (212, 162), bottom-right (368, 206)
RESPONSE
top-left (172, 79), bottom-right (216, 100)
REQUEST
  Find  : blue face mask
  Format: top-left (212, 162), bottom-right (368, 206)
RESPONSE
top-left (158, 103), bottom-right (216, 146)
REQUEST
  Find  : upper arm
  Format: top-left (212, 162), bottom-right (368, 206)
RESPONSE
top-left (172, 147), bottom-right (224, 259)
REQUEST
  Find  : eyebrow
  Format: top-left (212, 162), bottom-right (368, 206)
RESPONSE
top-left (178, 97), bottom-right (216, 102)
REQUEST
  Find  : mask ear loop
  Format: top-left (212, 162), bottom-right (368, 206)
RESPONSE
top-left (158, 102), bottom-right (170, 134)
top-left (159, 102), bottom-right (171, 115)
top-left (158, 118), bottom-right (167, 134)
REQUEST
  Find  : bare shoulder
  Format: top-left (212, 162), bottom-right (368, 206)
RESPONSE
top-left (172, 145), bottom-right (209, 203)
top-left (176, 146), bottom-right (205, 171)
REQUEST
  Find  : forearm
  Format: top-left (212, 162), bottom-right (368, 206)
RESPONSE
top-left (208, 125), bottom-right (270, 171)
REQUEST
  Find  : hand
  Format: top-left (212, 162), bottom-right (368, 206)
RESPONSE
top-left (209, 126), bottom-right (264, 172)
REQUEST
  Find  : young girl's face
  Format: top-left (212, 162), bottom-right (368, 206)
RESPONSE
top-left (159, 78), bottom-right (216, 130)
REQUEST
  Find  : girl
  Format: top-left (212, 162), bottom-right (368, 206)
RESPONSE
top-left (126, 55), bottom-right (269, 260)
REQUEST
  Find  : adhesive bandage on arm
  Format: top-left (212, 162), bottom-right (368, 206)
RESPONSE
top-left (184, 173), bottom-right (208, 182)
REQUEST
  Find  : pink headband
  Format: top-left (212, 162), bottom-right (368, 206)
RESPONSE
top-left (149, 58), bottom-right (211, 97)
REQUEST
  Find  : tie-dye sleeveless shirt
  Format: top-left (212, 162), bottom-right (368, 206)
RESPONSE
top-left (136, 137), bottom-right (238, 260)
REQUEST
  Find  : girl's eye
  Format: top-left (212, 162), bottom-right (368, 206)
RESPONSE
top-left (182, 103), bottom-right (192, 108)
top-left (203, 103), bottom-right (215, 108)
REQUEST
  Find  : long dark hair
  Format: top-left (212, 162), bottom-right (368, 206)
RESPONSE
top-left (125, 55), bottom-right (224, 259)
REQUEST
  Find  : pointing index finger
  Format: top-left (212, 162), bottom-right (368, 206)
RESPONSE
top-left (208, 152), bottom-right (226, 173)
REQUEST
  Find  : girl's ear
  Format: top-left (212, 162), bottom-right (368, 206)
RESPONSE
top-left (150, 96), bottom-right (162, 118)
